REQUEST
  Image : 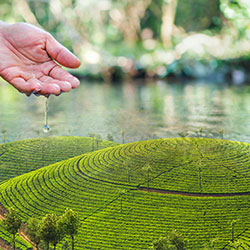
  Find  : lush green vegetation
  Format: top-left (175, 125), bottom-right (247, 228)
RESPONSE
top-left (0, 136), bottom-right (118, 184)
top-left (1, 0), bottom-right (250, 80)
top-left (0, 207), bottom-right (81, 250)
top-left (150, 230), bottom-right (188, 250)
top-left (2, 207), bottom-right (23, 250)
top-left (0, 136), bottom-right (117, 249)
top-left (25, 208), bottom-right (80, 250)
top-left (0, 222), bottom-right (32, 250)
top-left (1, 138), bottom-right (250, 249)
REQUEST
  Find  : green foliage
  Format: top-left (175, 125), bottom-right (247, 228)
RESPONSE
top-left (60, 208), bottom-right (80, 237)
top-left (1, 0), bottom-right (249, 78)
top-left (25, 209), bottom-right (80, 250)
top-left (220, 0), bottom-right (250, 39)
top-left (26, 217), bottom-right (42, 249)
top-left (88, 133), bottom-right (96, 151)
top-left (107, 133), bottom-right (114, 142)
top-left (0, 136), bottom-right (118, 184)
top-left (60, 208), bottom-right (80, 250)
top-left (142, 163), bottom-right (152, 188)
top-left (0, 221), bottom-right (32, 250)
top-left (219, 129), bottom-right (225, 139)
top-left (61, 240), bottom-right (70, 250)
top-left (151, 236), bottom-right (169, 250)
top-left (3, 208), bottom-right (22, 250)
top-left (168, 230), bottom-right (187, 250)
top-left (177, 132), bottom-right (188, 138)
top-left (201, 237), bottom-right (219, 250)
top-left (121, 130), bottom-right (125, 144)
top-left (1, 138), bottom-right (250, 249)
top-left (151, 230), bottom-right (187, 250)
top-left (1, 129), bottom-right (7, 143)
top-left (3, 208), bottom-right (22, 236)
top-left (176, 0), bottom-right (221, 32)
top-left (95, 134), bottom-right (102, 150)
top-left (227, 239), bottom-right (244, 249)
top-left (40, 213), bottom-right (63, 249)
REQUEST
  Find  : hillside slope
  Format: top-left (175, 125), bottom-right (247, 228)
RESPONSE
top-left (0, 136), bottom-right (118, 183)
top-left (1, 138), bottom-right (250, 249)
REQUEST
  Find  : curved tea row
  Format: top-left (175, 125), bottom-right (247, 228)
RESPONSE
top-left (1, 138), bottom-right (250, 249)
top-left (0, 136), bottom-right (118, 184)
top-left (76, 137), bottom-right (250, 193)
top-left (0, 223), bottom-right (32, 250)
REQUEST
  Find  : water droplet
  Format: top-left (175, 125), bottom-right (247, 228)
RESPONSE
top-left (43, 124), bottom-right (50, 133)
top-left (43, 97), bottom-right (50, 133)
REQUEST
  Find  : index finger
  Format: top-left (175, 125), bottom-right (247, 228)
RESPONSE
top-left (46, 34), bottom-right (81, 69)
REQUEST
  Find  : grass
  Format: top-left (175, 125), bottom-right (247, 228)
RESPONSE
top-left (0, 137), bottom-right (250, 249)
top-left (0, 136), bottom-right (118, 184)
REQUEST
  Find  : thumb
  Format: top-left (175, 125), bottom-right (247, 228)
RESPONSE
top-left (46, 34), bottom-right (81, 69)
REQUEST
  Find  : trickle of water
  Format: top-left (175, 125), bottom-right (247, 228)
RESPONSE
top-left (43, 97), bottom-right (50, 133)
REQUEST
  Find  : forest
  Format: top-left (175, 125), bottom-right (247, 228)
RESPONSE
top-left (1, 0), bottom-right (250, 82)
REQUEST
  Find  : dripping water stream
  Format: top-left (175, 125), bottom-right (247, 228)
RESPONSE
top-left (43, 97), bottom-right (50, 133)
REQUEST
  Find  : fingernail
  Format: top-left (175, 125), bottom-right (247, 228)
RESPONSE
top-left (31, 89), bottom-right (41, 96)
top-left (61, 81), bottom-right (72, 91)
top-left (72, 77), bottom-right (80, 88)
top-left (73, 77), bottom-right (79, 83)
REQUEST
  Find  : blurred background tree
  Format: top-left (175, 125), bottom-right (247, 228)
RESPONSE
top-left (1, 0), bottom-right (250, 81)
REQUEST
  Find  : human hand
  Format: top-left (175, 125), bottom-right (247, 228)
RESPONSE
top-left (0, 21), bottom-right (81, 96)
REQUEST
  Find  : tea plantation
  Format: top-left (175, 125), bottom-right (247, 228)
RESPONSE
top-left (0, 222), bottom-right (33, 249)
top-left (1, 137), bottom-right (250, 249)
top-left (0, 136), bottom-right (118, 184)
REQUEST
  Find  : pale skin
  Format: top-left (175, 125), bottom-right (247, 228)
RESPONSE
top-left (0, 21), bottom-right (81, 96)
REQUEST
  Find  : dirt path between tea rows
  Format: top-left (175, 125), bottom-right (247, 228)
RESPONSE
top-left (0, 209), bottom-right (14, 250)
top-left (0, 186), bottom-right (248, 250)
top-left (0, 238), bottom-right (10, 250)
top-left (138, 187), bottom-right (250, 197)
top-left (0, 205), bottom-right (34, 250)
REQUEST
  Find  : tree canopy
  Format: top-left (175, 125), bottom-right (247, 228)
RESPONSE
top-left (1, 0), bottom-right (249, 79)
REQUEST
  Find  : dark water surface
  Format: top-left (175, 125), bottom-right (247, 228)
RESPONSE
top-left (0, 79), bottom-right (250, 144)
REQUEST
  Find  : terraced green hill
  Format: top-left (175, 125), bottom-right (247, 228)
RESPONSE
top-left (0, 136), bottom-right (118, 184)
top-left (1, 138), bottom-right (250, 249)
top-left (0, 222), bottom-right (32, 250)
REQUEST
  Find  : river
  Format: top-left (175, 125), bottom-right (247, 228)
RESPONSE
top-left (0, 79), bottom-right (250, 144)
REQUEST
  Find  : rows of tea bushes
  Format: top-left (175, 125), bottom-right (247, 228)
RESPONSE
top-left (0, 136), bottom-right (118, 184)
top-left (1, 161), bottom-right (250, 249)
top-left (0, 222), bottom-right (32, 250)
top-left (1, 138), bottom-right (250, 248)
top-left (80, 192), bottom-right (250, 249)
top-left (233, 229), bottom-right (250, 249)
top-left (76, 137), bottom-right (250, 193)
